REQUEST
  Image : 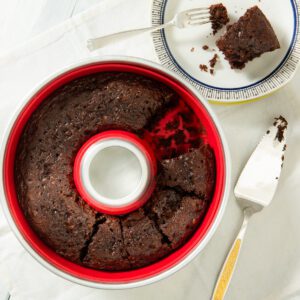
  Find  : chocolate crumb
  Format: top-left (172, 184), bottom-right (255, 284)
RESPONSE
top-left (274, 116), bottom-right (288, 143)
top-left (190, 47), bottom-right (195, 52)
top-left (166, 119), bottom-right (180, 130)
top-left (158, 136), bottom-right (172, 148)
top-left (210, 69), bottom-right (214, 75)
top-left (209, 54), bottom-right (219, 68)
top-left (179, 112), bottom-right (191, 123)
top-left (199, 64), bottom-right (208, 72)
top-left (202, 45), bottom-right (209, 50)
top-left (210, 4), bottom-right (230, 35)
top-left (174, 130), bottom-right (186, 145)
top-left (283, 144), bottom-right (287, 151)
top-left (266, 130), bottom-right (270, 134)
top-left (153, 129), bottom-right (160, 134)
top-left (191, 139), bottom-right (201, 148)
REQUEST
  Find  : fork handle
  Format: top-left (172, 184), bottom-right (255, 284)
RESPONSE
top-left (211, 209), bottom-right (253, 300)
top-left (87, 21), bottom-right (174, 51)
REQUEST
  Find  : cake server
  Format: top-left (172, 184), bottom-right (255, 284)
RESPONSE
top-left (211, 116), bottom-right (288, 300)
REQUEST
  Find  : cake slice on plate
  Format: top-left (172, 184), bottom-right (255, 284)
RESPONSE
top-left (217, 6), bottom-right (280, 69)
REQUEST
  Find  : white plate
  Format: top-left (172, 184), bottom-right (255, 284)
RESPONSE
top-left (152, 0), bottom-right (300, 103)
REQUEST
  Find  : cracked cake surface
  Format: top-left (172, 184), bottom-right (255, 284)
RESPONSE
top-left (14, 72), bottom-right (216, 271)
top-left (83, 215), bottom-right (131, 271)
top-left (146, 189), bottom-right (207, 249)
top-left (121, 209), bottom-right (170, 268)
top-left (159, 146), bottom-right (216, 200)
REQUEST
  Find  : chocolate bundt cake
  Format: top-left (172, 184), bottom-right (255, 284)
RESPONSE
top-left (14, 72), bottom-right (216, 271)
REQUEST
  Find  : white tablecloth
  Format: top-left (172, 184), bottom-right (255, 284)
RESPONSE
top-left (0, 1), bottom-right (299, 299)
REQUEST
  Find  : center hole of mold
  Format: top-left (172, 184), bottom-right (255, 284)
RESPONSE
top-left (88, 146), bottom-right (142, 200)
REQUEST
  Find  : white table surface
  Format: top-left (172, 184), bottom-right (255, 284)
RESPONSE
top-left (0, 1), bottom-right (300, 300)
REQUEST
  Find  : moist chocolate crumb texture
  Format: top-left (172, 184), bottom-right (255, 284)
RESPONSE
top-left (145, 189), bottom-right (207, 250)
top-left (15, 72), bottom-right (216, 271)
top-left (217, 6), bottom-right (280, 69)
top-left (159, 146), bottom-right (216, 200)
top-left (210, 3), bottom-right (230, 35)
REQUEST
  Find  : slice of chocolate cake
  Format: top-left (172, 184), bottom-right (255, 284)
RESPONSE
top-left (83, 215), bottom-right (131, 271)
top-left (159, 145), bottom-right (215, 200)
top-left (147, 190), bottom-right (207, 249)
top-left (121, 209), bottom-right (169, 268)
top-left (217, 6), bottom-right (280, 69)
top-left (210, 3), bottom-right (230, 35)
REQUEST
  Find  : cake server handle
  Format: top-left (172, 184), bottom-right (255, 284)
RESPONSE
top-left (211, 208), bottom-right (253, 300)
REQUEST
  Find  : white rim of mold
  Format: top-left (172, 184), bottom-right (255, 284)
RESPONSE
top-left (0, 56), bottom-right (231, 289)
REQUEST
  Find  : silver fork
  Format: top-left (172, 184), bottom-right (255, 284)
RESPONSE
top-left (87, 7), bottom-right (210, 51)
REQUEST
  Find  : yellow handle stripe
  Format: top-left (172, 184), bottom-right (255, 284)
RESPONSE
top-left (212, 239), bottom-right (242, 300)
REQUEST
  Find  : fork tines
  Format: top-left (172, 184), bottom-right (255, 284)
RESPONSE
top-left (186, 7), bottom-right (211, 25)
